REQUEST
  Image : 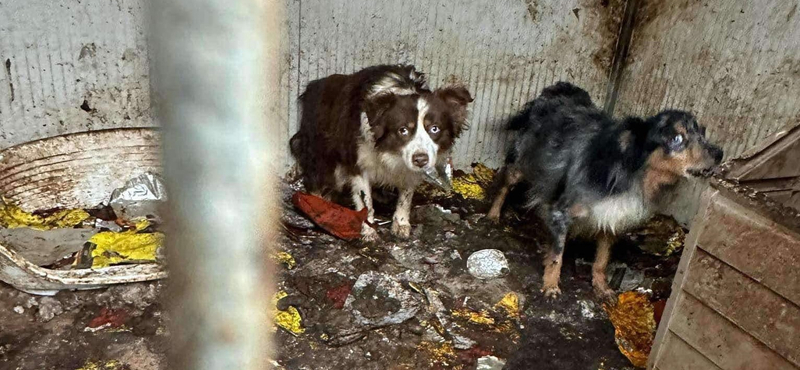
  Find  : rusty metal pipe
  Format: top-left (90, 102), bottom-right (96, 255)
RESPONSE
top-left (150, 0), bottom-right (283, 369)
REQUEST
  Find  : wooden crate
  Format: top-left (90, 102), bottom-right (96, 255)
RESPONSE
top-left (648, 125), bottom-right (800, 370)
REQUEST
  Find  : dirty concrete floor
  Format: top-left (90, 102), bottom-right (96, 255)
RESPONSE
top-left (0, 186), bottom-right (681, 370)
top-left (273, 186), bottom-right (679, 370)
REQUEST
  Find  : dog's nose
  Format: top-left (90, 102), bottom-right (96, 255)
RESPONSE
top-left (412, 152), bottom-right (429, 167)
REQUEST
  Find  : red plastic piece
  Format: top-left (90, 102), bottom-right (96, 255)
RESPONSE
top-left (291, 192), bottom-right (369, 240)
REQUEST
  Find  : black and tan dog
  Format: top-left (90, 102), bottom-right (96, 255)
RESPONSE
top-left (488, 82), bottom-right (723, 303)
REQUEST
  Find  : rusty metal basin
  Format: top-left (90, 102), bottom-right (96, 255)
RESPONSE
top-left (0, 128), bottom-right (167, 295)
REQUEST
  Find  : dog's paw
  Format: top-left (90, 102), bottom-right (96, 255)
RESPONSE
top-left (594, 286), bottom-right (618, 307)
top-left (541, 285), bottom-right (562, 299)
top-left (485, 210), bottom-right (501, 224)
top-left (361, 224), bottom-right (381, 243)
top-left (391, 222), bottom-right (411, 239)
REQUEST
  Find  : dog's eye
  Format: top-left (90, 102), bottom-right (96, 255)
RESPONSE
top-left (398, 127), bottom-right (410, 136)
top-left (670, 134), bottom-right (684, 147)
top-left (429, 125), bottom-right (440, 134)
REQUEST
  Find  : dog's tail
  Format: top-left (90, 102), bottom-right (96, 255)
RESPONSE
top-left (508, 82), bottom-right (594, 132)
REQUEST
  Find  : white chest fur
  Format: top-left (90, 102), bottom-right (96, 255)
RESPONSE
top-left (579, 186), bottom-right (652, 235)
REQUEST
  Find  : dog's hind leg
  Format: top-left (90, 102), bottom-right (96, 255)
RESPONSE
top-left (351, 174), bottom-right (379, 242)
top-left (592, 232), bottom-right (617, 305)
top-left (487, 166), bottom-right (523, 222)
top-left (541, 206), bottom-right (571, 298)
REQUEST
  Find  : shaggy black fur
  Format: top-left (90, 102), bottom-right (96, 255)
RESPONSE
top-left (491, 81), bottom-right (723, 300)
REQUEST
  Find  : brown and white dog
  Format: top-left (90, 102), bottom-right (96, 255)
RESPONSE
top-left (290, 65), bottom-right (472, 241)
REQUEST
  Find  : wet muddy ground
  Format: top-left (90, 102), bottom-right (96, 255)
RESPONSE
top-left (0, 183), bottom-right (682, 370)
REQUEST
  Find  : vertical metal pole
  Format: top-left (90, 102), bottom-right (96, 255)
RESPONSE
top-left (150, 1), bottom-right (284, 369)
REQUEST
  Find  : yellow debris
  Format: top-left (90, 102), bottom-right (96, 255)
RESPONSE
top-left (273, 251), bottom-right (296, 270)
top-left (272, 291), bottom-right (305, 335)
top-left (452, 163), bottom-right (495, 200)
top-left (75, 360), bottom-right (122, 370)
top-left (451, 308), bottom-right (495, 325)
top-left (452, 179), bottom-right (485, 200)
top-left (604, 291), bottom-right (656, 368)
top-left (660, 229), bottom-right (686, 257)
top-left (0, 201), bottom-right (89, 230)
top-left (417, 341), bottom-right (459, 369)
top-left (495, 292), bottom-right (520, 318)
top-left (472, 163), bottom-right (495, 184)
top-left (89, 220), bottom-right (163, 268)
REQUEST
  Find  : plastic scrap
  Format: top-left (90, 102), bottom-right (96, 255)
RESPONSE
top-left (467, 249), bottom-right (510, 279)
top-left (75, 360), bottom-right (123, 370)
top-left (273, 291), bottom-right (305, 336)
top-left (109, 172), bottom-right (167, 222)
top-left (604, 291), bottom-right (656, 368)
top-left (476, 356), bottom-right (507, 370)
top-left (451, 308), bottom-right (495, 325)
top-left (452, 163), bottom-right (495, 200)
top-left (494, 292), bottom-right (520, 318)
top-left (0, 200), bottom-right (89, 230)
top-left (291, 192), bottom-right (368, 240)
top-left (273, 251), bottom-right (296, 270)
top-left (88, 220), bottom-right (164, 268)
top-left (85, 308), bottom-right (130, 333)
top-left (423, 157), bottom-right (454, 192)
top-left (417, 341), bottom-right (458, 368)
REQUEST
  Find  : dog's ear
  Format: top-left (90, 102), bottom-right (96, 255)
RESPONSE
top-left (364, 94), bottom-right (396, 141)
top-left (435, 85), bottom-right (473, 137)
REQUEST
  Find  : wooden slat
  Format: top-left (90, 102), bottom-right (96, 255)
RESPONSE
top-left (648, 187), bottom-right (717, 370)
top-left (737, 135), bottom-right (800, 181)
top-left (670, 293), bottom-right (797, 370)
top-left (684, 250), bottom-right (800, 366)
top-left (696, 194), bottom-right (800, 305)
top-left (654, 331), bottom-right (721, 370)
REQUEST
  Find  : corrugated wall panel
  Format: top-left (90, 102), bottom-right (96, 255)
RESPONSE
top-left (285, 0), bottom-right (625, 169)
top-left (0, 0), bottom-right (151, 149)
top-left (614, 0), bottom-right (800, 223)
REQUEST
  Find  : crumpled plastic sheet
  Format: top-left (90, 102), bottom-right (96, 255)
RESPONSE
top-left (75, 360), bottom-right (123, 370)
top-left (88, 220), bottom-right (164, 268)
top-left (604, 291), bottom-right (656, 368)
top-left (494, 292), bottom-right (520, 319)
top-left (273, 290), bottom-right (305, 336)
top-left (109, 172), bottom-right (167, 222)
top-left (291, 192), bottom-right (368, 240)
top-left (423, 157), bottom-right (454, 192)
top-left (0, 199), bottom-right (89, 230)
top-left (272, 251), bottom-right (296, 270)
top-left (452, 163), bottom-right (495, 200)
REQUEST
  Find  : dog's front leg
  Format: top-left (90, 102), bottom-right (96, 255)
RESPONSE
top-left (593, 232), bottom-right (617, 305)
top-left (351, 175), bottom-right (378, 242)
top-left (391, 187), bottom-right (414, 239)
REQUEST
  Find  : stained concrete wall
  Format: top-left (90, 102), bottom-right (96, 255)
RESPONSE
top-left (0, 0), bottom-right (152, 148)
top-left (614, 0), bottom-right (800, 223)
top-left (1, 0), bottom-right (624, 169)
top-left (4, 0), bottom-right (797, 224)
top-left (280, 0), bottom-right (625, 168)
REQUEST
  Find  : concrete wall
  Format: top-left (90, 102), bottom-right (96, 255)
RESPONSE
top-left (614, 0), bottom-right (800, 223)
top-left (4, 0), bottom-right (799, 224)
top-left (280, 0), bottom-right (625, 168)
top-left (0, 0), bottom-right (152, 148)
top-left (1, 0), bottom-right (624, 169)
